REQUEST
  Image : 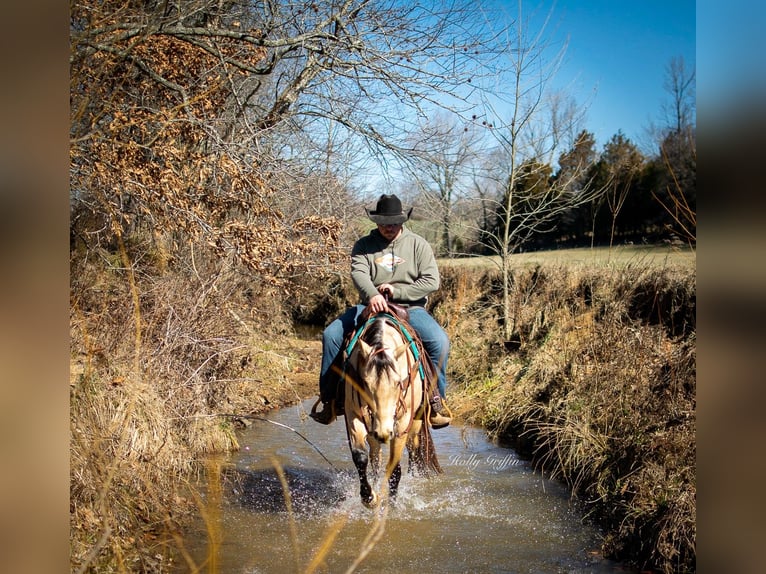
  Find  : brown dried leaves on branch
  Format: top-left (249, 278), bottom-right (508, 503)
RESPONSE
top-left (71, 0), bottom-right (343, 286)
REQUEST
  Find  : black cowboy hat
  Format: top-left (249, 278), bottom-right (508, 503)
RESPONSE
top-left (366, 194), bottom-right (413, 225)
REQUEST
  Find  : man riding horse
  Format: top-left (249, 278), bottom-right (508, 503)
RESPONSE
top-left (311, 193), bottom-right (452, 428)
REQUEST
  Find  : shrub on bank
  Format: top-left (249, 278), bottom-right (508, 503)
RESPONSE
top-left (437, 262), bottom-right (696, 573)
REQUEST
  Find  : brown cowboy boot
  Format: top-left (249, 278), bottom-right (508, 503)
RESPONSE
top-left (429, 395), bottom-right (452, 429)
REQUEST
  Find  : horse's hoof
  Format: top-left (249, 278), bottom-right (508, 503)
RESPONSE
top-left (362, 491), bottom-right (379, 509)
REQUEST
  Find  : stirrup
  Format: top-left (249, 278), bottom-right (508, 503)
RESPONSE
top-left (309, 398), bottom-right (337, 425)
top-left (429, 395), bottom-right (452, 429)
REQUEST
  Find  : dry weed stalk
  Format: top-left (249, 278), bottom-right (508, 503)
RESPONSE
top-left (266, 456), bottom-right (392, 574)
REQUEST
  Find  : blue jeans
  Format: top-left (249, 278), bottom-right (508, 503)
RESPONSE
top-left (319, 305), bottom-right (450, 400)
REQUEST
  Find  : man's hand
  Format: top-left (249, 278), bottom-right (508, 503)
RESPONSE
top-left (365, 284), bottom-right (394, 315)
top-left (367, 293), bottom-right (389, 314)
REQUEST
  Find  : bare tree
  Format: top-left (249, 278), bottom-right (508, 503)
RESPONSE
top-left (70, 0), bottom-right (515, 275)
top-left (474, 2), bottom-right (606, 342)
top-left (662, 56), bottom-right (696, 137)
top-left (222, 0), bottom-right (512, 172)
top-left (655, 55), bottom-right (696, 245)
top-left (404, 114), bottom-right (487, 256)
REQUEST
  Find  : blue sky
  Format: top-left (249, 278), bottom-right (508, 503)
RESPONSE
top-left (358, 1), bottom-right (698, 195)
top-left (696, 0), bottom-right (765, 117)
top-left (523, 0), bottom-right (696, 151)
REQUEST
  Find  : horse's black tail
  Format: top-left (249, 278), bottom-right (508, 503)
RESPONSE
top-left (408, 422), bottom-right (443, 477)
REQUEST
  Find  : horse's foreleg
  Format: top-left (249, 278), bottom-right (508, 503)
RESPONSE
top-left (368, 437), bottom-right (381, 477)
top-left (348, 417), bottom-right (378, 508)
top-left (387, 462), bottom-right (402, 500)
top-left (385, 437), bottom-right (408, 501)
top-left (351, 448), bottom-right (376, 508)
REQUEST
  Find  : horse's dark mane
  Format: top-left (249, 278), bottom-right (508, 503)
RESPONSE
top-left (361, 317), bottom-right (395, 376)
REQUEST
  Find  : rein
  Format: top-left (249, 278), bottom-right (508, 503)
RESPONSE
top-left (398, 348), bottom-right (420, 437)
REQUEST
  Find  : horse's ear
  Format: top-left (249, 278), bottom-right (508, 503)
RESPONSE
top-left (358, 339), bottom-right (373, 359)
top-left (394, 343), bottom-right (409, 360)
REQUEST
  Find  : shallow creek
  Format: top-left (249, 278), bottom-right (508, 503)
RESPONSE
top-left (182, 399), bottom-right (634, 573)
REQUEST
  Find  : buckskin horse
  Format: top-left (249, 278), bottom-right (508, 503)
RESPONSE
top-left (343, 310), bottom-right (442, 508)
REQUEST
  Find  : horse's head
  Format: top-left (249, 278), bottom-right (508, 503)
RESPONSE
top-left (352, 322), bottom-right (410, 443)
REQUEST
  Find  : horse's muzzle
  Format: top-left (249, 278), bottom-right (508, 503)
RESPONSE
top-left (372, 428), bottom-right (392, 443)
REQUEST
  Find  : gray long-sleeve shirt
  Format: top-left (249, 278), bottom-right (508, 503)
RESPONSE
top-left (351, 227), bottom-right (440, 307)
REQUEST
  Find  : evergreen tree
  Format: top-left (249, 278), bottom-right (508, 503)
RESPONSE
top-left (553, 130), bottom-right (598, 245)
top-left (585, 132), bottom-right (645, 245)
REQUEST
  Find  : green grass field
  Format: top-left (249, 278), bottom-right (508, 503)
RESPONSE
top-left (439, 244), bottom-right (696, 270)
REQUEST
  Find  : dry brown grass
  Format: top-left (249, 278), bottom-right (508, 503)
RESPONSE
top-left (69, 237), bottom-right (326, 572)
top-left (433, 258), bottom-right (696, 573)
top-left (70, 370), bottom-right (196, 572)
